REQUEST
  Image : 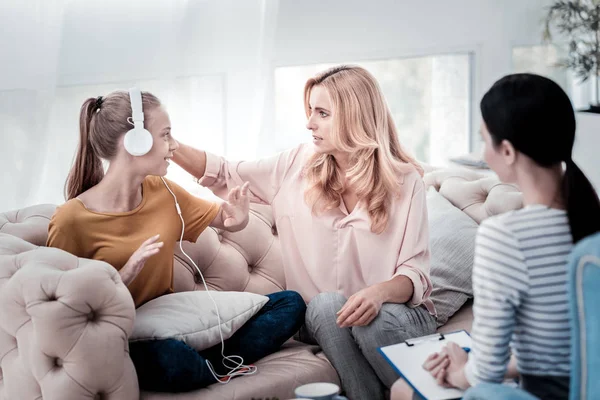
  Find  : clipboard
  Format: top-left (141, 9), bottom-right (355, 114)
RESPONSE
top-left (378, 330), bottom-right (472, 400)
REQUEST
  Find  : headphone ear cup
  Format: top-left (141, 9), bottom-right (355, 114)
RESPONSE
top-left (124, 128), bottom-right (153, 156)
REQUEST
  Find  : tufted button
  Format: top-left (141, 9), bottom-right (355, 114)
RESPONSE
top-left (194, 272), bottom-right (202, 284)
top-left (217, 234), bottom-right (223, 241)
top-left (87, 311), bottom-right (96, 322)
top-left (54, 358), bottom-right (63, 368)
top-left (47, 294), bottom-right (56, 301)
top-left (271, 226), bottom-right (277, 235)
top-left (248, 266), bottom-right (252, 273)
top-left (94, 392), bottom-right (105, 400)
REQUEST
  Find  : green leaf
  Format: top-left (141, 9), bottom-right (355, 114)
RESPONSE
top-left (543, 0), bottom-right (600, 82)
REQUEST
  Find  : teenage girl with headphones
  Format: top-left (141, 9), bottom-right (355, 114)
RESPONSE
top-left (46, 89), bottom-right (306, 393)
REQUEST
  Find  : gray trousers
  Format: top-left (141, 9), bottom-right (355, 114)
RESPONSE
top-left (300, 292), bottom-right (437, 400)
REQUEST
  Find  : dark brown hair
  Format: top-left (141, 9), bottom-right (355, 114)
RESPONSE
top-left (481, 73), bottom-right (600, 243)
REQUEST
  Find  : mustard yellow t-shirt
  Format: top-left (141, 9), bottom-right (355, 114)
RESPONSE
top-left (47, 176), bottom-right (219, 307)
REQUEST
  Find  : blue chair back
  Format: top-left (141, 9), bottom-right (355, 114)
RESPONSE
top-left (568, 232), bottom-right (600, 400)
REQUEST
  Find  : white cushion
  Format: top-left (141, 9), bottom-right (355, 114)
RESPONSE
top-left (427, 188), bottom-right (479, 326)
top-left (130, 291), bottom-right (269, 351)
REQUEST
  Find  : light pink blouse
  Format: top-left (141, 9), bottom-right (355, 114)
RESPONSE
top-left (198, 144), bottom-right (435, 313)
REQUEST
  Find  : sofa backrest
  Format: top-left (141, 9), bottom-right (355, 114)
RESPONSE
top-left (0, 167), bottom-right (524, 400)
top-left (0, 169), bottom-right (523, 298)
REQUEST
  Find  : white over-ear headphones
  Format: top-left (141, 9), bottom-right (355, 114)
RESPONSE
top-left (124, 87), bottom-right (154, 156)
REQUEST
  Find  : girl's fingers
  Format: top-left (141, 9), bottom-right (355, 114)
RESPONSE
top-left (143, 248), bottom-right (160, 258)
top-left (141, 234), bottom-right (160, 246)
top-left (241, 182), bottom-right (250, 196)
top-left (145, 242), bottom-right (164, 250)
top-left (228, 188), bottom-right (236, 203)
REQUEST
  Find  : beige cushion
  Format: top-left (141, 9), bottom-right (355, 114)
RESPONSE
top-left (0, 204), bottom-right (55, 246)
top-left (427, 188), bottom-right (479, 326)
top-left (131, 291), bottom-right (269, 351)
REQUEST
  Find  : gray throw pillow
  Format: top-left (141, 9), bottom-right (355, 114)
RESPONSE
top-left (427, 187), bottom-right (479, 326)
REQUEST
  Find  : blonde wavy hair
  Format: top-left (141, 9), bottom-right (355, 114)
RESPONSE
top-left (303, 65), bottom-right (423, 234)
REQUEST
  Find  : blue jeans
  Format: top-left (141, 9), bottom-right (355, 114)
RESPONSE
top-left (463, 383), bottom-right (539, 400)
top-left (129, 290), bottom-right (306, 392)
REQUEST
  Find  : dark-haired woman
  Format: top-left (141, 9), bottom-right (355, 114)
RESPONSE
top-left (422, 73), bottom-right (600, 400)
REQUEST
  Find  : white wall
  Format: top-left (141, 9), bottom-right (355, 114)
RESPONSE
top-left (574, 113), bottom-right (600, 193)
top-left (5, 0), bottom-right (598, 211)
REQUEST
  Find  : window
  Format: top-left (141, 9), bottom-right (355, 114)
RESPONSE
top-left (274, 54), bottom-right (472, 165)
top-left (44, 75), bottom-right (224, 199)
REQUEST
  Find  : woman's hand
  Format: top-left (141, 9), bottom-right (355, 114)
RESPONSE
top-left (423, 343), bottom-right (470, 389)
top-left (120, 234), bottom-right (163, 286)
top-left (443, 343), bottom-right (470, 389)
top-left (336, 285), bottom-right (384, 327)
top-left (423, 351), bottom-right (451, 387)
top-left (221, 182), bottom-right (250, 230)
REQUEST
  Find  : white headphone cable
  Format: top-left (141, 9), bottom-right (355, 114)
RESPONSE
top-left (160, 177), bottom-right (258, 383)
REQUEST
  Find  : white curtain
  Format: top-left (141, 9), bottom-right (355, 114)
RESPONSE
top-left (0, 1), bottom-right (66, 212)
top-left (1, 0), bottom-right (279, 211)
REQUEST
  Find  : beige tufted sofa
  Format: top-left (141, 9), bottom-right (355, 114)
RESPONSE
top-left (0, 168), bottom-right (522, 400)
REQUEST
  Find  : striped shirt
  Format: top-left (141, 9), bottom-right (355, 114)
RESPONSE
top-left (464, 205), bottom-right (572, 386)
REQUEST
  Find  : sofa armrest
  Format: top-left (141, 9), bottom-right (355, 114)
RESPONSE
top-left (0, 233), bottom-right (138, 400)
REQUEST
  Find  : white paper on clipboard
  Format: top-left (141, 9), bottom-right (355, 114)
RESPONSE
top-left (378, 330), bottom-right (472, 400)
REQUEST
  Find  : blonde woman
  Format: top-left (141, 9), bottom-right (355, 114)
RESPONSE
top-left (173, 65), bottom-right (437, 399)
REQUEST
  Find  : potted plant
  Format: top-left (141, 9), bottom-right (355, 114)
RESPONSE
top-left (544, 0), bottom-right (600, 113)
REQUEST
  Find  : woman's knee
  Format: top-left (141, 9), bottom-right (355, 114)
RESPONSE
top-left (268, 290), bottom-right (306, 312)
top-left (305, 292), bottom-right (347, 333)
top-left (353, 305), bottom-right (401, 337)
top-left (306, 292), bottom-right (346, 319)
top-left (266, 290), bottom-right (306, 332)
top-left (352, 304), bottom-right (430, 348)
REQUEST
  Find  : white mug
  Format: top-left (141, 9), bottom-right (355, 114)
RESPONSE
top-left (294, 382), bottom-right (348, 400)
